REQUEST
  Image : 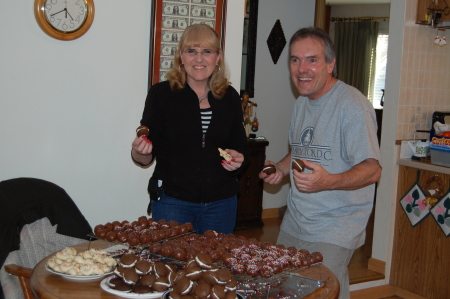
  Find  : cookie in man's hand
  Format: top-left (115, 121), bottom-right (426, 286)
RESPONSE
top-left (292, 159), bottom-right (305, 172)
top-left (262, 164), bottom-right (276, 175)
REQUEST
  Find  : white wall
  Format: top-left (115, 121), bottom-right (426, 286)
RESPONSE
top-left (253, 0), bottom-right (316, 209)
top-left (0, 0), bottom-right (244, 228)
top-left (350, 0), bottom-right (405, 291)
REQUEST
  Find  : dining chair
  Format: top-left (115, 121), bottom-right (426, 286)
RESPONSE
top-left (0, 177), bottom-right (93, 299)
top-left (3, 264), bottom-right (33, 299)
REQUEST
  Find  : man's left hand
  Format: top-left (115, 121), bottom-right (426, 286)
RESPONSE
top-left (292, 160), bottom-right (332, 192)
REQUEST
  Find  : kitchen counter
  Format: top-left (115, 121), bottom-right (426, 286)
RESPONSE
top-left (397, 157), bottom-right (450, 175)
top-left (396, 139), bottom-right (450, 174)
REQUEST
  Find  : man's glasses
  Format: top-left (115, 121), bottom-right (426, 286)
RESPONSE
top-left (183, 49), bottom-right (217, 57)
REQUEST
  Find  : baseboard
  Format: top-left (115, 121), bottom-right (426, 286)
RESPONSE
top-left (367, 258), bottom-right (385, 275)
top-left (350, 285), bottom-right (396, 298)
top-left (350, 285), bottom-right (427, 299)
top-left (262, 208), bottom-right (279, 219)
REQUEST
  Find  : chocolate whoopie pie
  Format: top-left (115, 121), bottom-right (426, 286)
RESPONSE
top-left (123, 268), bottom-right (139, 285)
top-left (120, 254), bottom-right (139, 268)
top-left (140, 274), bottom-right (156, 287)
top-left (185, 266), bottom-right (203, 281)
top-left (173, 277), bottom-right (194, 295)
top-left (201, 270), bottom-right (217, 285)
top-left (210, 284), bottom-right (226, 299)
top-left (153, 262), bottom-right (169, 277)
top-left (194, 282), bottom-right (211, 298)
top-left (214, 269), bottom-right (232, 285)
top-left (168, 290), bottom-right (183, 299)
top-left (262, 164), bottom-right (276, 175)
top-left (114, 265), bottom-right (126, 278)
top-left (225, 276), bottom-right (237, 292)
top-left (136, 125), bottom-right (150, 137)
top-left (135, 260), bottom-right (152, 275)
top-left (132, 284), bottom-right (152, 294)
top-left (292, 158), bottom-right (305, 172)
top-left (195, 253), bottom-right (212, 270)
top-left (111, 280), bottom-right (132, 291)
top-left (108, 277), bottom-right (123, 288)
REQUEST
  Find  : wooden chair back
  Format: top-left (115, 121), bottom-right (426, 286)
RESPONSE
top-left (4, 264), bottom-right (35, 299)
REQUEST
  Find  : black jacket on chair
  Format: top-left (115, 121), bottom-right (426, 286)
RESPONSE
top-left (0, 177), bottom-right (92, 270)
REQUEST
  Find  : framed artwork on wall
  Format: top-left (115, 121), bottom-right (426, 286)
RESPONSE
top-left (148, 0), bottom-right (227, 89)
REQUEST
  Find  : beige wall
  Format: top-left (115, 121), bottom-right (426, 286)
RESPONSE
top-left (398, 0), bottom-right (450, 140)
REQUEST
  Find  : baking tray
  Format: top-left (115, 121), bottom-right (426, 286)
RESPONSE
top-left (235, 268), bottom-right (326, 298)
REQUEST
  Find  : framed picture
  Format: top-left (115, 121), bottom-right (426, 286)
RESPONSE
top-left (148, 0), bottom-right (227, 88)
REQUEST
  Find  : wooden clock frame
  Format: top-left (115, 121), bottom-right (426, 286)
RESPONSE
top-left (34, 0), bottom-right (95, 41)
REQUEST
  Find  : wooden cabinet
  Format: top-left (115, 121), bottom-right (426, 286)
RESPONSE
top-left (416, 0), bottom-right (450, 25)
top-left (235, 139), bottom-right (269, 230)
top-left (391, 165), bottom-right (450, 298)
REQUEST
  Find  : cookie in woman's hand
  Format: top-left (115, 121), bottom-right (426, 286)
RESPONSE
top-left (136, 125), bottom-right (150, 137)
top-left (218, 148), bottom-right (232, 162)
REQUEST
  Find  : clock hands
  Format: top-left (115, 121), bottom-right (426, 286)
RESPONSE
top-left (66, 10), bottom-right (74, 21)
top-left (50, 7), bottom-right (73, 20)
top-left (50, 9), bottom-right (65, 17)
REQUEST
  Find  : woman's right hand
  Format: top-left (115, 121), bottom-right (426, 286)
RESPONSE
top-left (132, 135), bottom-right (153, 155)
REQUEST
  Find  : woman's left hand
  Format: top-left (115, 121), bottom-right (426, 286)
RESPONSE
top-left (221, 149), bottom-right (244, 171)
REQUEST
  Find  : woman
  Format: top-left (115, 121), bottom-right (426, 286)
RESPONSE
top-left (131, 24), bottom-right (249, 234)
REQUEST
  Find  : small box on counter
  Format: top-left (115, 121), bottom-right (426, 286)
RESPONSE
top-left (429, 129), bottom-right (450, 168)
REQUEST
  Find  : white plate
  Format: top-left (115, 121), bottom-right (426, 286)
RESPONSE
top-left (100, 276), bottom-right (166, 298)
top-left (45, 264), bottom-right (113, 280)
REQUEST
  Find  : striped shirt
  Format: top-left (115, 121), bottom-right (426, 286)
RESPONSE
top-left (201, 108), bottom-right (212, 134)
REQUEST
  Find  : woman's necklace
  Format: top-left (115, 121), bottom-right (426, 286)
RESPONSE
top-left (198, 90), bottom-right (209, 103)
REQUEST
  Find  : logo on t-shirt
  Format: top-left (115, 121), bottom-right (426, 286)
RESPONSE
top-left (292, 126), bottom-right (332, 165)
top-left (300, 127), bottom-right (314, 146)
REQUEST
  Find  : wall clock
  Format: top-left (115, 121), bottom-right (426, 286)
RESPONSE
top-left (34, 0), bottom-right (95, 41)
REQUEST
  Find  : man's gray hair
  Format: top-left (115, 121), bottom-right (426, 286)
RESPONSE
top-left (289, 27), bottom-right (337, 77)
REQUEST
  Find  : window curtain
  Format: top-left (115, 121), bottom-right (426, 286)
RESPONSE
top-left (334, 21), bottom-right (379, 100)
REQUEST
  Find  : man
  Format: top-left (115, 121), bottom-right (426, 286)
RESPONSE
top-left (259, 27), bottom-right (381, 299)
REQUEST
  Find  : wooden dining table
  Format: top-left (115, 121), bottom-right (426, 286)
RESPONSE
top-left (30, 240), bottom-right (339, 299)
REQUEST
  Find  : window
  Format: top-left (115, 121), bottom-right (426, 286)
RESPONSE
top-left (370, 34), bottom-right (388, 109)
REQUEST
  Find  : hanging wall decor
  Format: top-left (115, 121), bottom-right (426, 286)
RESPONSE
top-left (430, 189), bottom-right (450, 237)
top-left (148, 0), bottom-right (227, 89)
top-left (266, 19), bottom-right (286, 64)
top-left (399, 170), bottom-right (430, 227)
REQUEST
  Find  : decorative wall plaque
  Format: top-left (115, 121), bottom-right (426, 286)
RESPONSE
top-left (266, 19), bottom-right (286, 64)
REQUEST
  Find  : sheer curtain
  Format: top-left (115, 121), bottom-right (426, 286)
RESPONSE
top-left (334, 21), bottom-right (379, 99)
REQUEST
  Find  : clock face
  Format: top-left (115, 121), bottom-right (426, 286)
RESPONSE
top-left (43, 0), bottom-right (88, 33)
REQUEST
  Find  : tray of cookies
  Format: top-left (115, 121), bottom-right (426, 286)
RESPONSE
top-left (45, 247), bottom-right (117, 279)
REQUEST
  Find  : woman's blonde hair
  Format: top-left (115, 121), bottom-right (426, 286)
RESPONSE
top-left (166, 24), bottom-right (229, 99)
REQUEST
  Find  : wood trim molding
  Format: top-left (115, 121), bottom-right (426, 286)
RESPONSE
top-left (262, 208), bottom-right (279, 219)
top-left (350, 285), bottom-right (427, 299)
top-left (368, 258), bottom-right (385, 275)
top-left (314, 0), bottom-right (331, 33)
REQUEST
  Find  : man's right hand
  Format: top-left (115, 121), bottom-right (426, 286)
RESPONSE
top-left (259, 160), bottom-right (284, 185)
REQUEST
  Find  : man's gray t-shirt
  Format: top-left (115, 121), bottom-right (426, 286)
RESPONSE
top-left (281, 80), bottom-right (381, 250)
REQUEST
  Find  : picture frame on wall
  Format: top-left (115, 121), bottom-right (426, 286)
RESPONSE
top-left (148, 0), bottom-right (227, 89)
